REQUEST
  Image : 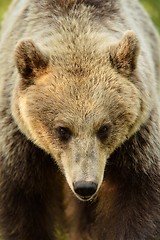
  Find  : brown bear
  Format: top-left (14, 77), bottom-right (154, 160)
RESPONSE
top-left (0, 0), bottom-right (160, 239)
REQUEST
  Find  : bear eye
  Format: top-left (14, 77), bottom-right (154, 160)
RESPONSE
top-left (96, 124), bottom-right (111, 142)
top-left (56, 127), bottom-right (72, 143)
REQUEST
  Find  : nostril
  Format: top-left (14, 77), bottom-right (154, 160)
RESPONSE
top-left (73, 181), bottom-right (98, 198)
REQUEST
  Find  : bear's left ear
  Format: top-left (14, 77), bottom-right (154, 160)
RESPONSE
top-left (15, 40), bottom-right (49, 81)
top-left (109, 31), bottom-right (139, 76)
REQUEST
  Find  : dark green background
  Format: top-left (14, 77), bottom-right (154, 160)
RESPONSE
top-left (0, 0), bottom-right (160, 31)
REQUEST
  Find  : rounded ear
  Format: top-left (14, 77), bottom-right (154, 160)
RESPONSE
top-left (109, 31), bottom-right (139, 76)
top-left (15, 40), bottom-right (49, 81)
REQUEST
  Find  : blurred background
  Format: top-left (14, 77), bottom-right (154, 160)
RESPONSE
top-left (0, 0), bottom-right (160, 31)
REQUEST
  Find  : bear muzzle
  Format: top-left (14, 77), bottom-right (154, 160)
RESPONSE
top-left (73, 181), bottom-right (98, 201)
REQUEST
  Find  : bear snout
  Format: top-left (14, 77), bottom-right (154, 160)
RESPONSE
top-left (73, 181), bottom-right (98, 201)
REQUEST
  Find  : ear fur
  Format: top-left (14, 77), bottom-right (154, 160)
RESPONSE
top-left (109, 31), bottom-right (139, 75)
top-left (15, 40), bottom-right (49, 80)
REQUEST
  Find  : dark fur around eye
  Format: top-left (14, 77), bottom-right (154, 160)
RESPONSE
top-left (97, 124), bottom-right (111, 142)
top-left (56, 127), bottom-right (72, 143)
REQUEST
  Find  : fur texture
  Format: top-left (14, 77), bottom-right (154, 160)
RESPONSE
top-left (0, 0), bottom-right (160, 239)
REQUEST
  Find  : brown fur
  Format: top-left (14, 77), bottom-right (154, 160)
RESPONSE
top-left (0, 0), bottom-right (160, 239)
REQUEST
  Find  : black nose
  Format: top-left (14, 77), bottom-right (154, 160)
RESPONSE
top-left (73, 181), bottom-right (98, 200)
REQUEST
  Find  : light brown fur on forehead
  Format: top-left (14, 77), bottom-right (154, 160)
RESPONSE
top-left (49, 81), bottom-right (109, 127)
top-left (36, 61), bottom-right (114, 105)
top-left (32, 66), bottom-right (116, 134)
top-left (44, 0), bottom-right (118, 11)
top-left (58, 0), bottom-right (76, 7)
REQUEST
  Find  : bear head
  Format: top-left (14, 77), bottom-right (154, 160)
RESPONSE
top-left (12, 31), bottom-right (141, 201)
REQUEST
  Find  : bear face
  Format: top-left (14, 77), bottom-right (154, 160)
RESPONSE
top-left (12, 31), bottom-right (141, 201)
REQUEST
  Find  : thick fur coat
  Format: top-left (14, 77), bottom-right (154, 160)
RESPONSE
top-left (0, 0), bottom-right (160, 239)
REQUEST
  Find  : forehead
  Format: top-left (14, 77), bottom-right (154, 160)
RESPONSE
top-left (50, 69), bottom-right (111, 105)
top-left (35, 68), bottom-right (114, 128)
top-left (45, 62), bottom-right (114, 97)
top-left (30, 61), bottom-right (120, 129)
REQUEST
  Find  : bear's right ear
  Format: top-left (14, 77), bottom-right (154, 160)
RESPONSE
top-left (15, 40), bottom-right (49, 81)
top-left (109, 31), bottom-right (139, 76)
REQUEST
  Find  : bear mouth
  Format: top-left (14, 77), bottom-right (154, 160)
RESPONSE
top-left (74, 193), bottom-right (96, 202)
